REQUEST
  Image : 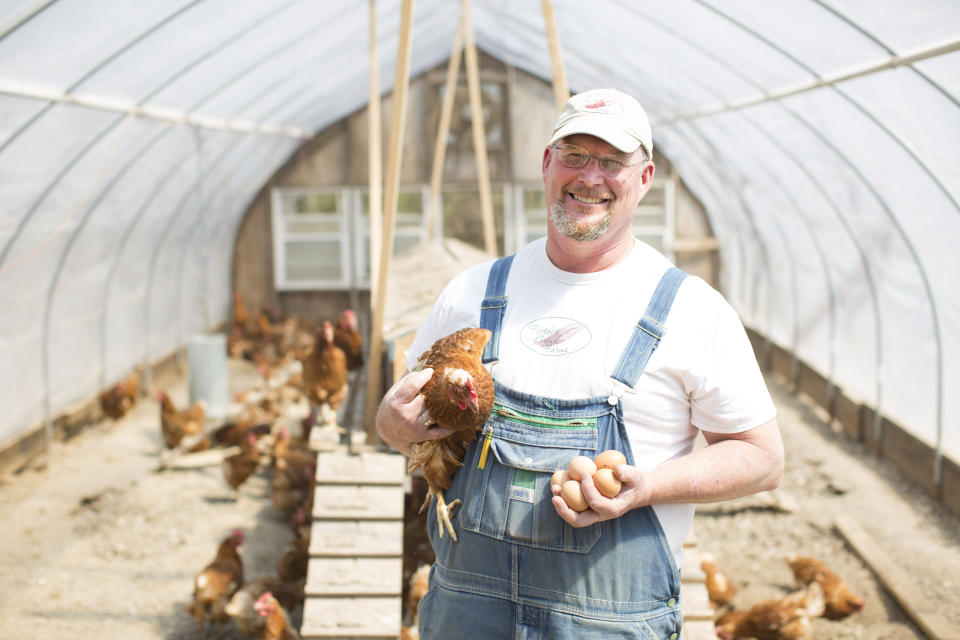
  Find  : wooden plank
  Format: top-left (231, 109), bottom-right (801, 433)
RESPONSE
top-left (426, 13), bottom-right (463, 241)
top-left (835, 515), bottom-right (960, 640)
top-left (681, 547), bottom-right (706, 584)
top-left (461, 0), bottom-right (497, 255)
top-left (680, 581), bottom-right (714, 622)
top-left (540, 0), bottom-right (569, 110)
top-left (315, 450), bottom-right (405, 485)
top-left (301, 596), bottom-right (401, 639)
top-left (306, 557), bottom-right (403, 596)
top-left (310, 520), bottom-right (404, 557)
top-left (313, 485), bottom-right (405, 520)
top-left (367, 0), bottom-right (382, 305)
top-left (365, 0), bottom-right (416, 446)
top-left (682, 619), bottom-right (718, 640)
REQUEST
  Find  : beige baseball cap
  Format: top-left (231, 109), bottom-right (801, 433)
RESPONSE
top-left (549, 88), bottom-right (653, 158)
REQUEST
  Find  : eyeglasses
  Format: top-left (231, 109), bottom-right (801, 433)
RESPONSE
top-left (552, 143), bottom-right (647, 174)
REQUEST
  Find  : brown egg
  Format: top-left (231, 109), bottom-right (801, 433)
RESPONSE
top-left (567, 456), bottom-right (597, 481)
top-left (594, 467), bottom-right (622, 498)
top-left (594, 449), bottom-right (627, 470)
top-left (551, 469), bottom-right (571, 488)
top-left (561, 479), bottom-right (589, 512)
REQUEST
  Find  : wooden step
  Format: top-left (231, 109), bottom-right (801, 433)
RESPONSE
top-left (303, 445), bottom-right (407, 639)
top-left (305, 557), bottom-right (404, 596)
top-left (314, 450), bottom-right (407, 485)
top-left (309, 520), bottom-right (404, 557)
top-left (301, 596), bottom-right (401, 639)
top-left (312, 484), bottom-right (405, 520)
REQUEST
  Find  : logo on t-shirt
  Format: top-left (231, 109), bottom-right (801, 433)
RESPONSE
top-left (520, 317), bottom-right (591, 356)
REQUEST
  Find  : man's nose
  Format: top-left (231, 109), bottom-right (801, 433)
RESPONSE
top-left (577, 157), bottom-right (605, 184)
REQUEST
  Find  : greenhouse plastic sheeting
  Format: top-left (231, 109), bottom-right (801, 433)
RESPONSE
top-left (0, 0), bottom-right (958, 465)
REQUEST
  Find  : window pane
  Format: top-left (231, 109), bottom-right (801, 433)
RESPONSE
top-left (293, 192), bottom-right (339, 213)
top-left (285, 240), bottom-right (342, 281)
top-left (285, 213), bottom-right (341, 233)
top-left (523, 188), bottom-right (544, 210)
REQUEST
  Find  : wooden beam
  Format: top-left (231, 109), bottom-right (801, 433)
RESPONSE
top-left (426, 13), bottom-right (464, 242)
top-left (367, 0), bottom-right (383, 303)
top-left (541, 0), bottom-right (569, 111)
top-left (364, 0), bottom-right (415, 446)
top-left (835, 515), bottom-right (960, 640)
top-left (461, 0), bottom-right (497, 255)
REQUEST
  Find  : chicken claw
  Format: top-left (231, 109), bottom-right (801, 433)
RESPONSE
top-left (435, 490), bottom-right (462, 541)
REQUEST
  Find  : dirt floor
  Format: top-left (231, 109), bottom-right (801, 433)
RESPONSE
top-left (0, 357), bottom-right (958, 639)
top-left (693, 378), bottom-right (960, 639)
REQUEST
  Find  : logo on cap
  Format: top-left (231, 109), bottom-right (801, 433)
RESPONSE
top-left (579, 97), bottom-right (623, 114)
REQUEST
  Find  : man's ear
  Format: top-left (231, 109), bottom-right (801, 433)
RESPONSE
top-left (542, 146), bottom-right (553, 177)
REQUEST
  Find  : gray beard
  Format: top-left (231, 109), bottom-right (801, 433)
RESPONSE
top-left (550, 198), bottom-right (611, 241)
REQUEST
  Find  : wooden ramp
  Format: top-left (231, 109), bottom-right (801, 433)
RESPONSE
top-left (302, 445), bottom-right (406, 640)
top-left (680, 527), bottom-right (718, 640)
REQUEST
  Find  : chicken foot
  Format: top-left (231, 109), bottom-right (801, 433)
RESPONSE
top-left (435, 490), bottom-right (462, 541)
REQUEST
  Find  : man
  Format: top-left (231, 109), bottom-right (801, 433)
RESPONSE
top-left (377, 88), bottom-right (783, 638)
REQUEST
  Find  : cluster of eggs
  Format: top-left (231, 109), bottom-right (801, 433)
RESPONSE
top-left (550, 450), bottom-right (627, 512)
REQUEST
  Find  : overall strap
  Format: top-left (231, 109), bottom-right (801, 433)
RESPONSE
top-left (610, 267), bottom-right (688, 389)
top-left (480, 255), bottom-right (515, 364)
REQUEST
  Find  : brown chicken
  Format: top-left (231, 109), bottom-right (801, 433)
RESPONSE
top-left (99, 371), bottom-right (140, 420)
top-left (224, 576), bottom-right (304, 637)
top-left (276, 531), bottom-right (308, 583)
top-left (408, 327), bottom-right (495, 541)
top-left (299, 321), bottom-right (348, 433)
top-left (233, 291), bottom-right (250, 331)
top-left (271, 425), bottom-right (313, 470)
top-left (788, 556), bottom-right (865, 620)
top-left (184, 529), bottom-right (245, 638)
top-left (715, 581), bottom-right (825, 640)
top-left (333, 308), bottom-right (364, 371)
top-left (271, 456), bottom-right (315, 517)
top-left (400, 563), bottom-right (431, 639)
top-left (212, 400), bottom-right (275, 447)
top-left (223, 431), bottom-right (261, 491)
top-left (253, 591), bottom-right (301, 640)
top-left (156, 390), bottom-right (206, 449)
top-left (701, 551), bottom-right (737, 608)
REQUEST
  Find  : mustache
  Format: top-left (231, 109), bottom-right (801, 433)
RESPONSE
top-left (565, 188), bottom-right (613, 200)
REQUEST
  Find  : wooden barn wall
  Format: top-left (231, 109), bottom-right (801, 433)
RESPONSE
top-left (232, 55), bottom-right (720, 328)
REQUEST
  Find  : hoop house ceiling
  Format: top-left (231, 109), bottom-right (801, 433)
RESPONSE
top-left (1, 0), bottom-right (958, 466)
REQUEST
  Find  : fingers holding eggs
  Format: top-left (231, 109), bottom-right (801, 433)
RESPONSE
top-left (552, 449), bottom-right (630, 519)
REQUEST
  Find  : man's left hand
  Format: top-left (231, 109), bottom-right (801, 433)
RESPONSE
top-left (550, 464), bottom-right (652, 526)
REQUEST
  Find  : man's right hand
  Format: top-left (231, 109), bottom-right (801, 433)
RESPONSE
top-left (375, 368), bottom-right (453, 456)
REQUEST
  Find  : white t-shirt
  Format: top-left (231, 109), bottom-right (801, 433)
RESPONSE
top-left (405, 237), bottom-right (776, 566)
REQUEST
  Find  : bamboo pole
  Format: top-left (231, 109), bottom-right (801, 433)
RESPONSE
top-left (426, 15), bottom-right (465, 243)
top-left (367, 0), bottom-right (383, 304)
top-left (541, 0), bottom-right (569, 110)
top-left (365, 0), bottom-right (415, 445)
top-left (461, 0), bottom-right (497, 255)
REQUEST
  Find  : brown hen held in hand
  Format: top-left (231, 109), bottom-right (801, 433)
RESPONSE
top-left (408, 327), bottom-right (495, 542)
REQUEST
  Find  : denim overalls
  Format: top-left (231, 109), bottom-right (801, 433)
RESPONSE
top-left (419, 255), bottom-right (687, 640)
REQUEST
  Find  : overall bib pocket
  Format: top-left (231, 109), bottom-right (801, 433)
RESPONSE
top-left (458, 405), bottom-right (603, 552)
